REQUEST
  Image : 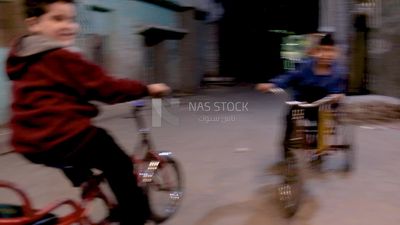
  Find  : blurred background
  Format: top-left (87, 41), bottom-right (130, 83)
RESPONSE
top-left (0, 0), bottom-right (399, 124)
top-left (0, 1), bottom-right (400, 225)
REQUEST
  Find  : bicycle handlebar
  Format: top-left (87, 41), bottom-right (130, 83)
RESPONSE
top-left (131, 100), bottom-right (148, 132)
top-left (297, 96), bottom-right (336, 108)
top-left (131, 99), bottom-right (146, 108)
top-left (269, 87), bottom-right (286, 94)
top-left (268, 88), bottom-right (338, 108)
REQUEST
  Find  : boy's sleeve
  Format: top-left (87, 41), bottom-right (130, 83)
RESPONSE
top-left (329, 65), bottom-right (348, 94)
top-left (61, 50), bottom-right (149, 104)
top-left (269, 70), bottom-right (299, 89)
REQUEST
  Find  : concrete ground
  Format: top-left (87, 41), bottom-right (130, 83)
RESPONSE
top-left (1, 86), bottom-right (400, 225)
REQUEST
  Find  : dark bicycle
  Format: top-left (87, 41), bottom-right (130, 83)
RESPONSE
top-left (272, 89), bottom-right (354, 217)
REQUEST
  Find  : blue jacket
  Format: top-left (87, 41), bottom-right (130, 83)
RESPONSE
top-left (270, 59), bottom-right (346, 102)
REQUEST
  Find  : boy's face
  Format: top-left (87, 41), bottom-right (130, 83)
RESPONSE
top-left (314, 45), bottom-right (338, 66)
top-left (26, 2), bottom-right (79, 45)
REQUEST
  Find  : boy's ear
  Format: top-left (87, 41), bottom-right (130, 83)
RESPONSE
top-left (25, 17), bottom-right (39, 33)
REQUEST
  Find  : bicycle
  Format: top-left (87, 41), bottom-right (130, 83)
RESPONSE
top-left (0, 99), bottom-right (184, 225)
top-left (271, 88), bottom-right (354, 217)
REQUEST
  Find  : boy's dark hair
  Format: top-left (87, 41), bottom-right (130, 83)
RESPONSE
top-left (24, 0), bottom-right (75, 18)
top-left (319, 33), bottom-right (335, 46)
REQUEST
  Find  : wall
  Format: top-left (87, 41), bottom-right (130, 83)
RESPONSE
top-left (0, 0), bottom-right (24, 124)
top-left (319, 0), bottom-right (351, 60)
top-left (0, 48), bottom-right (10, 124)
top-left (368, 0), bottom-right (400, 98)
top-left (0, 0), bottom-right (214, 124)
top-left (76, 0), bottom-right (179, 80)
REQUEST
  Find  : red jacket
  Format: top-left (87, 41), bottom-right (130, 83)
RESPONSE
top-left (6, 35), bottom-right (149, 153)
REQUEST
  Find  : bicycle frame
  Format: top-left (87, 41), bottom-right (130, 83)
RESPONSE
top-left (287, 95), bottom-right (342, 155)
top-left (274, 89), bottom-right (353, 217)
top-left (130, 100), bottom-right (173, 182)
top-left (0, 181), bottom-right (86, 225)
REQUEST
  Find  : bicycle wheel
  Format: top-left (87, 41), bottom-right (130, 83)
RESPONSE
top-left (333, 107), bottom-right (355, 172)
top-left (340, 123), bottom-right (355, 172)
top-left (277, 155), bottom-right (302, 217)
top-left (146, 155), bottom-right (183, 224)
top-left (288, 120), bottom-right (304, 150)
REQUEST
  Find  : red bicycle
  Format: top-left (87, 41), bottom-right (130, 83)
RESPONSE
top-left (0, 99), bottom-right (183, 224)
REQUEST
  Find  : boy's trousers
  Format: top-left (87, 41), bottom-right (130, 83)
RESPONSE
top-left (23, 127), bottom-right (150, 225)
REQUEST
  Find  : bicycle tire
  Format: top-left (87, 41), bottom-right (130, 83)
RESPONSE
top-left (335, 107), bottom-right (355, 172)
top-left (277, 156), bottom-right (302, 217)
top-left (146, 155), bottom-right (183, 224)
top-left (341, 123), bottom-right (354, 172)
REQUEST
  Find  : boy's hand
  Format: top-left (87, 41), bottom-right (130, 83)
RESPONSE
top-left (328, 93), bottom-right (345, 102)
top-left (255, 83), bottom-right (276, 93)
top-left (147, 83), bottom-right (171, 97)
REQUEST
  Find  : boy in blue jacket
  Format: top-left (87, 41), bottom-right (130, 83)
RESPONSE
top-left (256, 34), bottom-right (346, 161)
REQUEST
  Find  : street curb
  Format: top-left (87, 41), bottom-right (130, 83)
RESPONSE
top-left (343, 95), bottom-right (400, 124)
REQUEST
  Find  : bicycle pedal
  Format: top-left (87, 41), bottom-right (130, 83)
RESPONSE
top-left (147, 161), bottom-right (160, 170)
top-left (80, 179), bottom-right (102, 199)
top-left (139, 170), bottom-right (155, 183)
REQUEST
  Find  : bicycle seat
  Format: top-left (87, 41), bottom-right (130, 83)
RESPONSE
top-left (0, 204), bottom-right (58, 225)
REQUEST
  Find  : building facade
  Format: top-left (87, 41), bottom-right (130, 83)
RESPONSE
top-left (0, 0), bottom-right (220, 124)
top-left (320, 0), bottom-right (400, 98)
top-left (363, 0), bottom-right (400, 97)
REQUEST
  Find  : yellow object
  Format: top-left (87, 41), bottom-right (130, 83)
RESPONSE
top-left (317, 104), bottom-right (333, 154)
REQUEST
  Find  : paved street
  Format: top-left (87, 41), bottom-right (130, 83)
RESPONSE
top-left (1, 86), bottom-right (400, 225)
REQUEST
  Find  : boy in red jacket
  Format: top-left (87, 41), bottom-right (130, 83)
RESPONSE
top-left (6, 0), bottom-right (170, 224)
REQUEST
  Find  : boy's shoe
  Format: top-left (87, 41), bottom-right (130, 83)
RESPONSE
top-left (80, 174), bottom-right (103, 199)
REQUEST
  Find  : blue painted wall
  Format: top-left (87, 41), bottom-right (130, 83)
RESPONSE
top-left (0, 0), bottom-right (183, 124)
top-left (83, 0), bottom-right (178, 28)
top-left (0, 48), bottom-right (10, 124)
top-left (75, 0), bottom-right (180, 77)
